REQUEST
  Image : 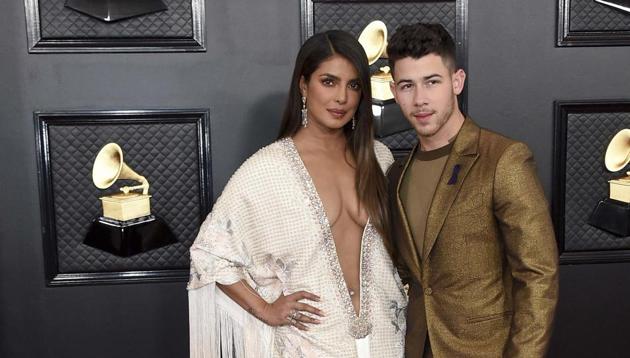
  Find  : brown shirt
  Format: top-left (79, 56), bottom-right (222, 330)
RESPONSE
top-left (399, 142), bottom-right (453, 260)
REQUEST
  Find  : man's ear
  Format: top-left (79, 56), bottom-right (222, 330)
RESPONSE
top-left (390, 81), bottom-right (399, 104)
top-left (299, 76), bottom-right (307, 97)
top-left (452, 69), bottom-right (466, 96)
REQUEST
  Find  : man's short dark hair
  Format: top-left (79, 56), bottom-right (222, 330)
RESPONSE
top-left (387, 23), bottom-right (457, 73)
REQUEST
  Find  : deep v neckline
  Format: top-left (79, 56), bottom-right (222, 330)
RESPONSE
top-left (281, 137), bottom-right (373, 339)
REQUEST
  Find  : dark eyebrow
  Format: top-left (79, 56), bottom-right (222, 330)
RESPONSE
top-left (396, 74), bottom-right (443, 85)
top-left (395, 79), bottom-right (414, 85)
top-left (319, 73), bottom-right (340, 80)
top-left (423, 74), bottom-right (443, 81)
top-left (320, 73), bottom-right (361, 84)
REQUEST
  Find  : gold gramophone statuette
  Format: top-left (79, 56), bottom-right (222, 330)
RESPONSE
top-left (92, 143), bottom-right (151, 221)
top-left (605, 129), bottom-right (630, 203)
top-left (586, 128), bottom-right (630, 236)
top-left (358, 20), bottom-right (393, 101)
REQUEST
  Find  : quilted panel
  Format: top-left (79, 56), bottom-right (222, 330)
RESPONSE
top-left (564, 112), bottom-right (630, 251)
top-left (39, 0), bottom-right (192, 38)
top-left (47, 121), bottom-right (203, 272)
top-left (313, 2), bottom-right (456, 39)
top-left (379, 129), bottom-right (418, 150)
top-left (570, 0), bottom-right (630, 32)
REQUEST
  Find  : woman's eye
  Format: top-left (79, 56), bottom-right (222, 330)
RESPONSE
top-left (322, 79), bottom-right (334, 86)
top-left (349, 82), bottom-right (361, 91)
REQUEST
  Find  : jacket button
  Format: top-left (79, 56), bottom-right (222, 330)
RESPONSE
top-left (424, 287), bottom-right (433, 296)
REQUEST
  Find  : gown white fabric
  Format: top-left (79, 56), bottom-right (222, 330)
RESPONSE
top-left (188, 138), bottom-right (407, 358)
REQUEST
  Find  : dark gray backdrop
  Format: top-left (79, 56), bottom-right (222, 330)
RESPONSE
top-left (1, 0), bottom-right (629, 357)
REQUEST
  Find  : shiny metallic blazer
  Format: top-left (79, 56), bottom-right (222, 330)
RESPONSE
top-left (386, 118), bottom-right (559, 358)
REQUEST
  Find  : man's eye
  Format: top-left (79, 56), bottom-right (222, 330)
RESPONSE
top-left (427, 80), bottom-right (440, 86)
top-left (398, 83), bottom-right (413, 90)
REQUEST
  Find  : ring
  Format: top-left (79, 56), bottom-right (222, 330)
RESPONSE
top-left (289, 310), bottom-right (300, 319)
top-left (287, 317), bottom-right (296, 325)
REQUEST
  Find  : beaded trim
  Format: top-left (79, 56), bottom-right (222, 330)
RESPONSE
top-left (280, 138), bottom-right (373, 339)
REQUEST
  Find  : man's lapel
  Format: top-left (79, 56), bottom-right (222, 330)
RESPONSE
top-left (423, 118), bottom-right (480, 261)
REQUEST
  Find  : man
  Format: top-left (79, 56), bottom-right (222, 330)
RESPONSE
top-left (385, 23), bottom-right (559, 357)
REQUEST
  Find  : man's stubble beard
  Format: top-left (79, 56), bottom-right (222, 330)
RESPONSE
top-left (416, 98), bottom-right (454, 139)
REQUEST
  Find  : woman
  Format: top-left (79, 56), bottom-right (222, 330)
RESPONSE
top-left (188, 30), bottom-right (406, 357)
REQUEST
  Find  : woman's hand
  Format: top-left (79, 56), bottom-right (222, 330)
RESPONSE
top-left (259, 291), bottom-right (325, 330)
top-left (218, 281), bottom-right (324, 331)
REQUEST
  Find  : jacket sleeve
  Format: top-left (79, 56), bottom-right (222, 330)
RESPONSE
top-left (493, 142), bottom-right (559, 358)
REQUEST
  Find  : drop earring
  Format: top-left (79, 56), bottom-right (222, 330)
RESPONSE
top-left (301, 96), bottom-right (308, 127)
top-left (351, 116), bottom-right (356, 130)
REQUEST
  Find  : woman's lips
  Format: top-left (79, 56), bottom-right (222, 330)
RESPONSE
top-left (327, 109), bottom-right (347, 118)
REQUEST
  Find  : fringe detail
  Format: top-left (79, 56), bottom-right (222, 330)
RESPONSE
top-left (189, 284), bottom-right (218, 358)
top-left (189, 283), bottom-right (274, 358)
top-left (243, 311), bottom-right (273, 357)
top-left (216, 303), bottom-right (245, 357)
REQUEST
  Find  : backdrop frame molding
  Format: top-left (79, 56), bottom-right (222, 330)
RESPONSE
top-left (299, 0), bottom-right (469, 155)
top-left (300, 0), bottom-right (468, 77)
top-left (553, 100), bottom-right (630, 264)
top-left (557, 0), bottom-right (630, 47)
top-left (35, 109), bottom-right (212, 286)
top-left (23, 0), bottom-right (206, 53)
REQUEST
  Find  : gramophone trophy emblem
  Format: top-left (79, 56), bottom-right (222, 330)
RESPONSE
top-left (358, 20), bottom-right (394, 102)
top-left (357, 21), bottom-right (411, 138)
top-left (83, 143), bottom-right (176, 257)
top-left (588, 129), bottom-right (630, 236)
top-left (92, 143), bottom-right (152, 221)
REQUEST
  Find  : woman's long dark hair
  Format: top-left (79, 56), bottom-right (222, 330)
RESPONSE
top-left (277, 30), bottom-right (390, 239)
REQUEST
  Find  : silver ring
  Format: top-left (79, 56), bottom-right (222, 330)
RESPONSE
top-left (287, 317), bottom-right (296, 325)
top-left (289, 310), bottom-right (300, 319)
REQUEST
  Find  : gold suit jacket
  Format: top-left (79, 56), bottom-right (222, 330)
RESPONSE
top-left (386, 118), bottom-right (559, 358)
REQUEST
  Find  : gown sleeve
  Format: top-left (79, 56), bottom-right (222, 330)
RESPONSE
top-left (187, 156), bottom-right (274, 358)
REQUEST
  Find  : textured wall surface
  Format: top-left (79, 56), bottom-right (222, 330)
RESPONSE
top-left (1, 0), bottom-right (630, 357)
top-left (467, 3), bottom-right (630, 355)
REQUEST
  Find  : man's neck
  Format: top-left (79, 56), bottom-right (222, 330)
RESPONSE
top-left (419, 110), bottom-right (465, 151)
